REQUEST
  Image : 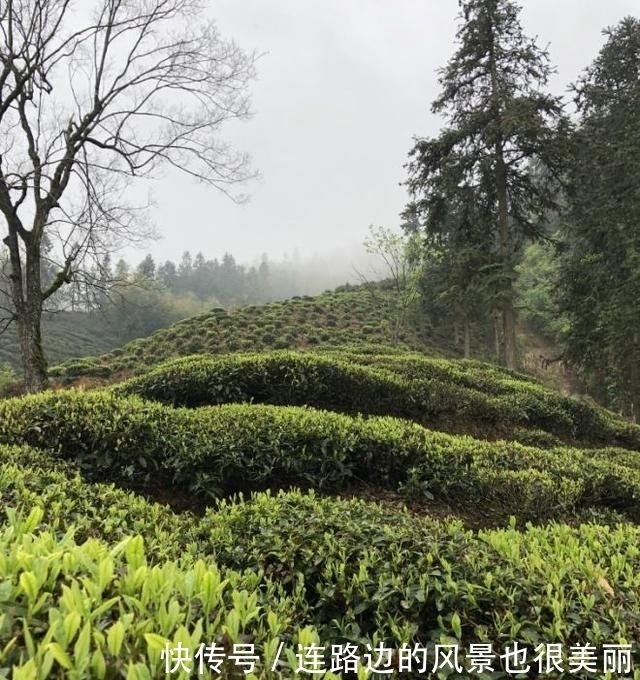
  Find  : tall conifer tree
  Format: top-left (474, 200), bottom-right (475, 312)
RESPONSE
top-left (406, 0), bottom-right (567, 369)
top-left (558, 17), bottom-right (640, 418)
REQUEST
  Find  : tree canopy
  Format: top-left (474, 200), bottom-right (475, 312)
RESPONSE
top-left (406, 0), bottom-right (567, 369)
top-left (557, 17), bottom-right (640, 419)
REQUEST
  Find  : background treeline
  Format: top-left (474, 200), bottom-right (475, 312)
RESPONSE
top-left (0, 247), bottom-right (373, 373)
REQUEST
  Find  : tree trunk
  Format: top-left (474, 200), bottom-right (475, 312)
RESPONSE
top-left (489, 24), bottom-right (517, 371)
top-left (22, 243), bottom-right (49, 392)
top-left (4, 222), bottom-right (49, 393)
top-left (496, 149), bottom-right (517, 370)
top-left (463, 317), bottom-right (471, 359)
top-left (492, 309), bottom-right (501, 360)
top-left (16, 307), bottom-right (48, 393)
top-left (502, 299), bottom-right (517, 370)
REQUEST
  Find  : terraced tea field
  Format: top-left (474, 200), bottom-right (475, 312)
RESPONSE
top-left (1, 286), bottom-right (639, 678)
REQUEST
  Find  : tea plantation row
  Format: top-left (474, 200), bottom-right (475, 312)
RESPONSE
top-left (48, 287), bottom-right (435, 380)
top-left (1, 446), bottom-right (639, 678)
top-left (112, 351), bottom-right (640, 449)
top-left (1, 391), bottom-right (639, 522)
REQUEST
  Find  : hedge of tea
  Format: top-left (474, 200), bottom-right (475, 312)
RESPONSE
top-left (333, 350), bottom-right (640, 449)
top-left (113, 352), bottom-right (410, 415)
top-left (112, 351), bottom-right (640, 450)
top-left (48, 286), bottom-right (435, 380)
top-left (0, 445), bottom-right (190, 559)
top-left (1, 454), bottom-right (640, 678)
top-left (0, 507), bottom-right (314, 679)
top-left (1, 392), bottom-right (639, 521)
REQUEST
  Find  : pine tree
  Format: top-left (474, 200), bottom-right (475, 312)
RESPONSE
top-left (406, 0), bottom-right (567, 369)
top-left (558, 17), bottom-right (640, 419)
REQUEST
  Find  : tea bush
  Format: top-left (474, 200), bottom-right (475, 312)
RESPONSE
top-left (0, 445), bottom-right (191, 560)
top-left (204, 491), bottom-right (640, 655)
top-left (1, 393), bottom-right (639, 520)
top-left (114, 350), bottom-right (640, 449)
top-left (113, 352), bottom-right (410, 414)
top-left (48, 286), bottom-right (434, 379)
top-left (2, 485), bottom-right (640, 678)
top-left (334, 351), bottom-right (640, 448)
top-left (0, 508), bottom-right (316, 679)
top-left (0, 361), bottom-right (16, 398)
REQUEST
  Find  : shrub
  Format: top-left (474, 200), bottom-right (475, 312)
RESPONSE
top-left (3, 484), bottom-right (640, 677)
top-left (204, 490), bottom-right (640, 650)
top-left (113, 350), bottom-right (640, 450)
top-left (0, 506), bottom-right (309, 679)
top-left (2, 392), bottom-right (640, 521)
top-left (0, 362), bottom-right (17, 397)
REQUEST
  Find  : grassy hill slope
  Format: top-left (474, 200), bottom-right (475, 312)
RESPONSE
top-left (0, 311), bottom-right (128, 373)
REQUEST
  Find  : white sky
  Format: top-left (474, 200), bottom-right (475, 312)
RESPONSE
top-left (138, 0), bottom-right (639, 265)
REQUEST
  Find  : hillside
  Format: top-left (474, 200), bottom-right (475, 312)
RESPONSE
top-left (48, 284), bottom-right (439, 381)
top-left (2, 285), bottom-right (640, 677)
top-left (0, 311), bottom-right (125, 374)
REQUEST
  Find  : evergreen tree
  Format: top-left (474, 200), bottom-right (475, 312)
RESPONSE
top-left (558, 17), bottom-right (640, 418)
top-left (136, 255), bottom-right (156, 280)
top-left (192, 252), bottom-right (211, 300)
top-left (406, 0), bottom-right (567, 369)
top-left (157, 261), bottom-right (178, 292)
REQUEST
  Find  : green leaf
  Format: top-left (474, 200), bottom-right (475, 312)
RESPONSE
top-left (62, 611), bottom-right (81, 646)
top-left (143, 633), bottom-right (170, 653)
top-left (91, 648), bottom-right (107, 679)
top-left (74, 622), bottom-right (92, 669)
top-left (107, 621), bottom-right (125, 657)
top-left (44, 643), bottom-right (73, 670)
top-left (19, 573), bottom-right (38, 604)
top-left (451, 612), bottom-right (462, 639)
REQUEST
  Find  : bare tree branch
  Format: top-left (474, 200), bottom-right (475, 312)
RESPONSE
top-left (0, 0), bottom-right (256, 390)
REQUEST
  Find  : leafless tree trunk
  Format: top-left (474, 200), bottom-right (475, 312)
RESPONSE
top-left (0, 0), bottom-right (256, 391)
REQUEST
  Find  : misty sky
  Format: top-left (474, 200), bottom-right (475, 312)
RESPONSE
top-left (140, 0), bottom-right (638, 266)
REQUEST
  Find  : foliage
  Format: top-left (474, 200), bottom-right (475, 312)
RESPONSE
top-left (362, 226), bottom-right (423, 344)
top-left (0, 506), bottom-right (312, 679)
top-left (0, 445), bottom-right (189, 560)
top-left (49, 286), bottom-right (435, 380)
top-left (515, 240), bottom-right (567, 341)
top-left (1, 262), bottom-right (403, 378)
top-left (112, 349), bottom-right (640, 449)
top-left (406, 0), bottom-right (568, 369)
top-left (1, 390), bottom-right (640, 522)
top-left (0, 362), bottom-right (16, 397)
top-left (363, 227), bottom-right (420, 294)
top-left (1, 475), bottom-right (640, 677)
top-left (557, 17), bottom-right (640, 419)
top-left (4, 6), bottom-right (640, 676)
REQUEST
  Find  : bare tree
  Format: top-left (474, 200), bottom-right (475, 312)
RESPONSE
top-left (362, 225), bottom-right (422, 344)
top-left (0, 0), bottom-right (256, 391)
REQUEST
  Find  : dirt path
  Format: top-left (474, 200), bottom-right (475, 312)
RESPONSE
top-left (518, 324), bottom-right (581, 396)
